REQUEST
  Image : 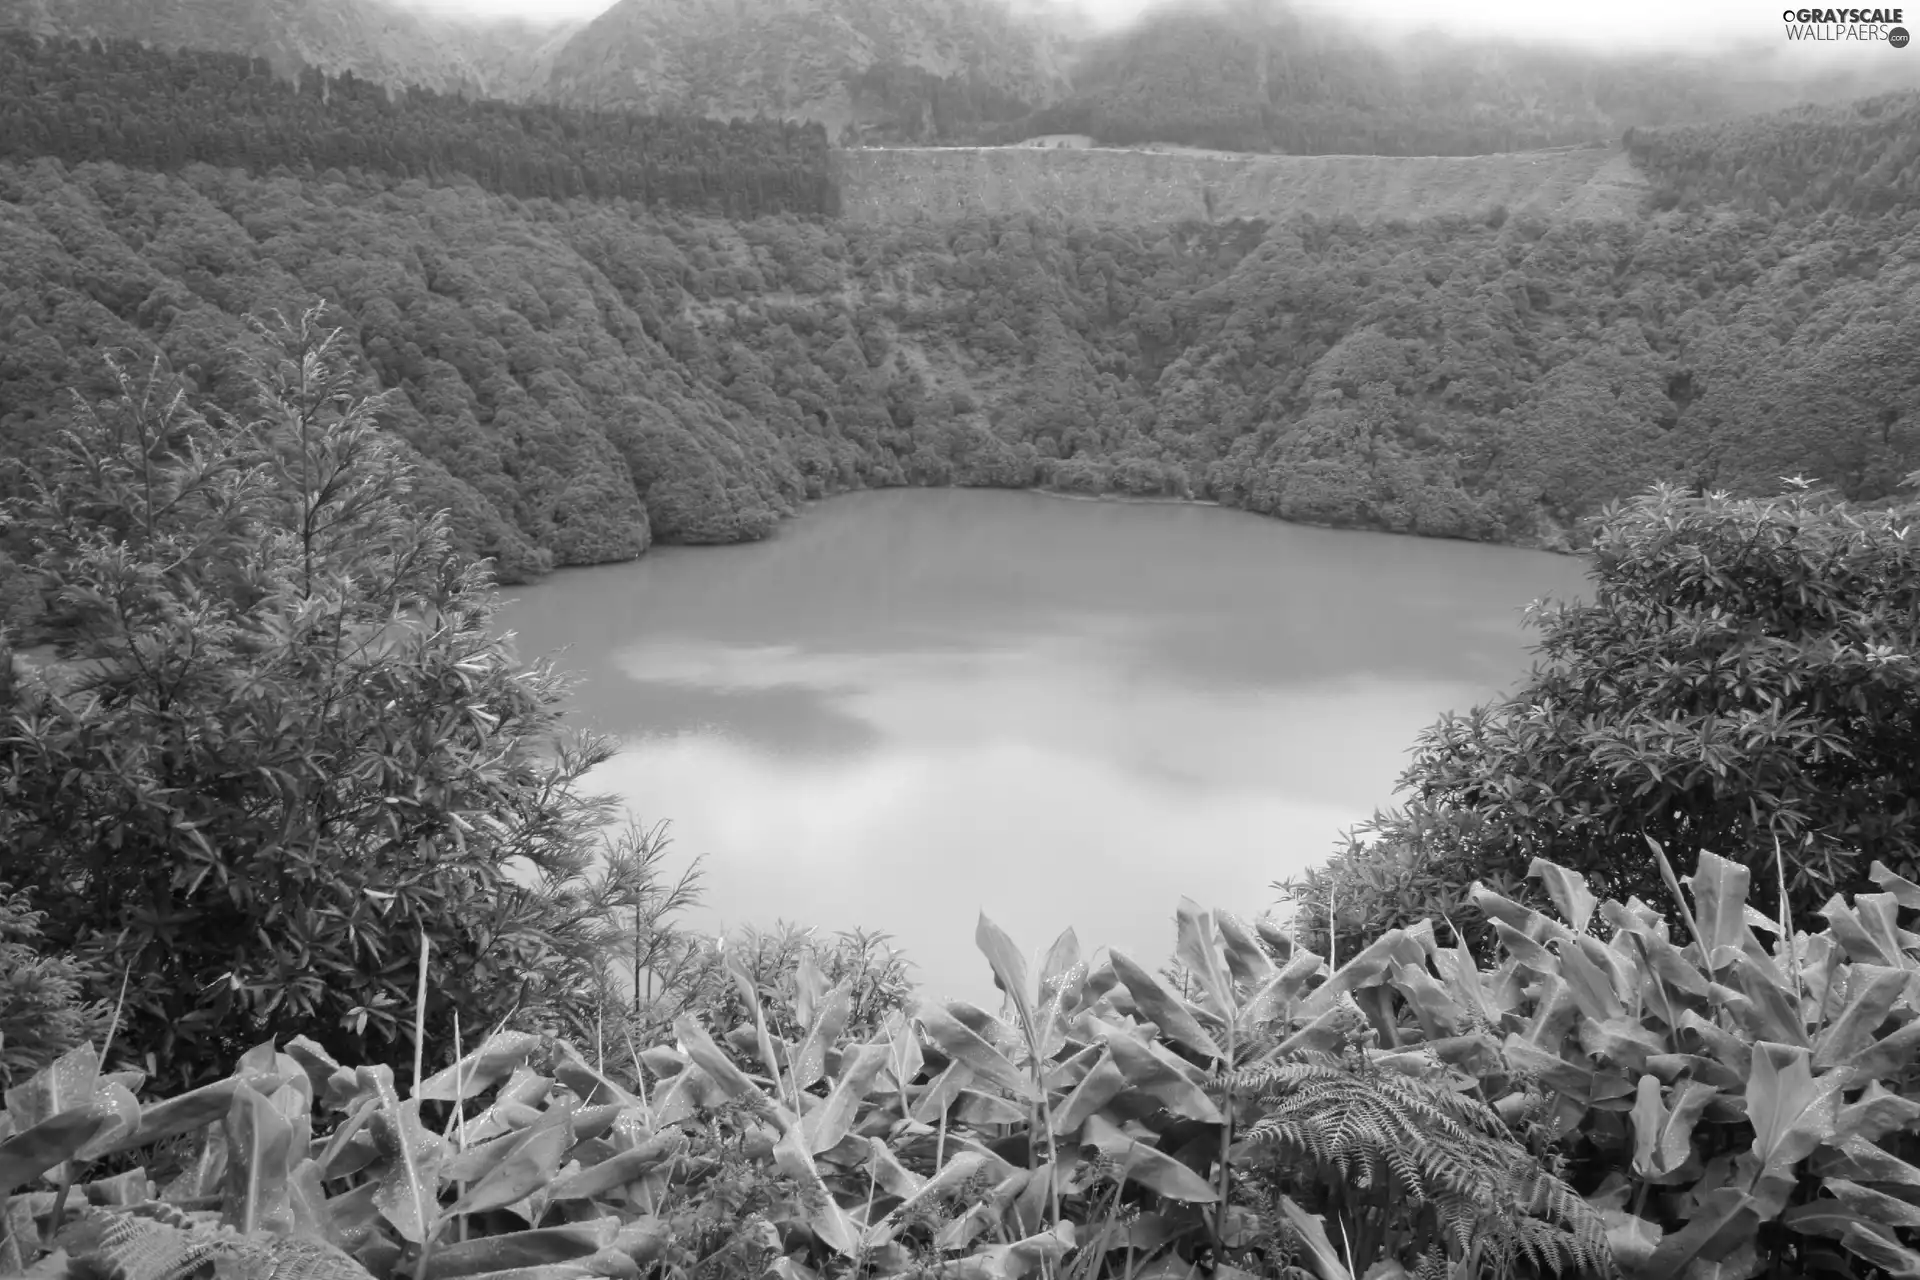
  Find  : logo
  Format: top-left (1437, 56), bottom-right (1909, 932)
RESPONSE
top-left (1782, 6), bottom-right (1910, 39)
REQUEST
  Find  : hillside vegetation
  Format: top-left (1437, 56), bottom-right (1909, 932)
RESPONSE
top-left (2, 96), bottom-right (1918, 602)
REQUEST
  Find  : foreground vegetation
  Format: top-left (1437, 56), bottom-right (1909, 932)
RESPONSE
top-left (14, 845), bottom-right (1920, 1279)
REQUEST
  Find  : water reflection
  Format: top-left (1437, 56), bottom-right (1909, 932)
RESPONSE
top-left (495, 488), bottom-right (1590, 1001)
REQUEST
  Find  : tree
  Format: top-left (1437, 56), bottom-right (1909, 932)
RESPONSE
top-left (0, 305), bottom-right (671, 1088)
top-left (1388, 479), bottom-right (1920, 928)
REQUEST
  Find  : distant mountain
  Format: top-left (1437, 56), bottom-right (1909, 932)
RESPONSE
top-left (0, 0), bottom-right (1912, 153)
top-left (986, 0), bottom-right (1920, 154)
top-left (0, 0), bottom-right (581, 98)
top-left (541, 0), bottom-right (1070, 143)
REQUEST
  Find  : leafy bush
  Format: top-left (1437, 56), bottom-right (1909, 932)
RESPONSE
top-left (1312, 478), bottom-right (1920, 953)
top-left (0, 307), bottom-right (663, 1090)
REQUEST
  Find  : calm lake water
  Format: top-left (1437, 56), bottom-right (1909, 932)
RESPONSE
top-left (492, 489), bottom-right (1590, 1003)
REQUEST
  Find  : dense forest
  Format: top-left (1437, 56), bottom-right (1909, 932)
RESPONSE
top-left (1627, 91), bottom-right (1920, 215)
top-left (0, 33), bottom-right (836, 216)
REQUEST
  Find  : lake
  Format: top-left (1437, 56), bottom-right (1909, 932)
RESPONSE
top-left (492, 488), bottom-right (1591, 1003)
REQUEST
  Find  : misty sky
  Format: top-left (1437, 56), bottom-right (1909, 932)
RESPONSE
top-left (397, 0), bottom-right (1889, 53)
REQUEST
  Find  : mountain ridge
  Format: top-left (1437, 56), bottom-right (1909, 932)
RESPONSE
top-left (4, 0), bottom-right (1912, 152)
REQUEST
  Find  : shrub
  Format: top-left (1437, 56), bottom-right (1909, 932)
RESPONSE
top-left (0, 305), bottom-right (659, 1089)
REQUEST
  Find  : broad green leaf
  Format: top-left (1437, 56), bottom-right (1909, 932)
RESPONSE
top-left (0, 1109), bottom-right (119, 1193)
top-left (223, 1080), bottom-right (296, 1235)
top-left (1719, 952), bottom-right (1807, 1047)
top-left (1528, 858), bottom-right (1599, 934)
top-left (1108, 950), bottom-right (1221, 1060)
top-left (916, 1001), bottom-right (1034, 1101)
top-left (866, 1137), bottom-right (925, 1200)
top-left (1274, 1195), bottom-right (1351, 1280)
top-left (1746, 1043), bottom-right (1845, 1188)
top-left (363, 1065), bottom-right (450, 1245)
top-left (882, 1010), bottom-right (924, 1105)
top-left (727, 952), bottom-right (789, 1095)
top-left (1081, 1115), bottom-right (1216, 1203)
top-left (977, 1222), bottom-right (1076, 1280)
top-left (322, 1180), bottom-right (381, 1252)
top-left (105, 1073), bottom-right (283, 1158)
top-left (1822, 1177), bottom-right (1920, 1229)
top-left (1213, 911), bottom-right (1276, 989)
top-left (1820, 894), bottom-right (1913, 969)
top-left (1104, 1033), bottom-right (1221, 1123)
top-left (449, 1109), bottom-right (573, 1216)
top-left (791, 984), bottom-right (854, 1093)
top-left (794, 956), bottom-right (828, 1033)
top-left (1850, 1018), bottom-right (1920, 1081)
top-left (550, 1042), bottom-right (643, 1110)
top-left (423, 1221), bottom-right (620, 1279)
top-left (1686, 852), bottom-right (1761, 970)
top-left (160, 1125), bottom-right (229, 1202)
top-left (1173, 900), bottom-right (1234, 1021)
top-left (70, 1083), bottom-right (140, 1166)
top-left (1869, 861), bottom-right (1920, 910)
top-left (4, 1043), bottom-right (99, 1132)
top-left (1038, 928), bottom-right (1085, 1000)
top-left (286, 1158), bottom-right (335, 1246)
top-left (1812, 1135), bottom-right (1920, 1188)
top-left (672, 1015), bottom-right (762, 1103)
top-left (805, 1043), bottom-right (891, 1155)
top-left (1387, 962), bottom-right (1468, 1040)
top-left (772, 1122), bottom-right (858, 1255)
top-left (650, 1064), bottom-right (728, 1128)
top-left (1814, 965), bottom-right (1911, 1070)
top-left (1839, 1223), bottom-right (1920, 1279)
top-left (283, 1036), bottom-right (352, 1106)
top-left (1835, 1082), bottom-right (1920, 1143)
top-left (909, 1061), bottom-right (973, 1125)
top-left (884, 1151), bottom-right (994, 1226)
top-left (1052, 1053), bottom-right (1126, 1135)
top-left (544, 1129), bottom-right (684, 1202)
top-left (1630, 1075), bottom-right (1716, 1183)
top-left (459, 1069), bottom-right (555, 1147)
top-left (977, 913), bottom-right (1038, 1042)
top-left (958, 1090), bottom-right (1029, 1127)
top-left (416, 1031), bottom-right (542, 1102)
top-left (1637, 1186), bottom-right (1759, 1275)
top-left (1470, 883), bottom-right (1575, 947)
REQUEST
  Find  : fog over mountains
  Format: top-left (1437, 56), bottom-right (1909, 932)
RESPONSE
top-left (1, 0), bottom-right (1908, 148)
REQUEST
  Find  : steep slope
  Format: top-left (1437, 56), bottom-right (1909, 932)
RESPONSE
top-left (541, 0), bottom-right (1067, 141)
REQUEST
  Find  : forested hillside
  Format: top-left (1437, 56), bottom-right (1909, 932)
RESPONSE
top-left (2, 34), bottom-right (1917, 609)
top-left (0, 33), bottom-right (836, 215)
top-left (1628, 91), bottom-right (1920, 215)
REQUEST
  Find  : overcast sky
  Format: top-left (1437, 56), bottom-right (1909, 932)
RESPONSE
top-left (398, 0), bottom-right (1912, 57)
